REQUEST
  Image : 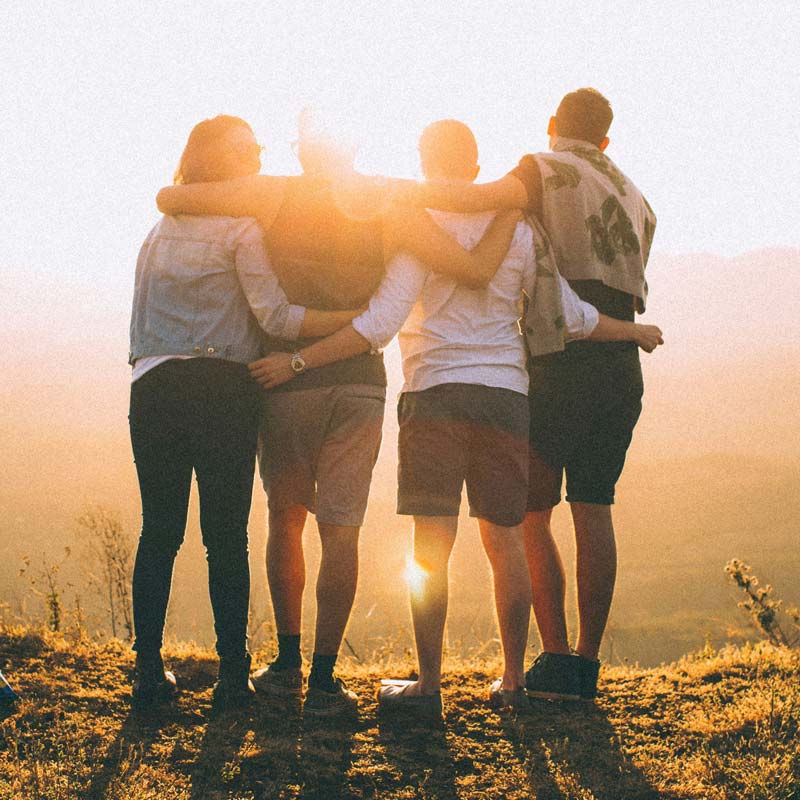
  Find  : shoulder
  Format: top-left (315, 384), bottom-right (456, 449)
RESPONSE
top-left (428, 209), bottom-right (496, 244)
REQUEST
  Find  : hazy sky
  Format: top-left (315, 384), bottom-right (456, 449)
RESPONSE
top-left (2, 0), bottom-right (798, 297)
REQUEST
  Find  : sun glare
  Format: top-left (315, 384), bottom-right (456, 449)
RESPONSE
top-left (403, 556), bottom-right (429, 598)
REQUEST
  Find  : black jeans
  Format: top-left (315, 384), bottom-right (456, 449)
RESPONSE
top-left (129, 358), bottom-right (262, 661)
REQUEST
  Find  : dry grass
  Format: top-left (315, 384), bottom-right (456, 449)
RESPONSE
top-left (0, 624), bottom-right (798, 799)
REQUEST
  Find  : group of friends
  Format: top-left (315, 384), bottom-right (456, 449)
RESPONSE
top-left (128, 87), bottom-right (662, 718)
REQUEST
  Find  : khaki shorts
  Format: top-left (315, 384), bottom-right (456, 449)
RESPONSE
top-left (258, 383), bottom-right (386, 527)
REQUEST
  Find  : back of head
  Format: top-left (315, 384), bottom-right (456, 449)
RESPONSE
top-left (295, 107), bottom-right (356, 178)
top-left (554, 88), bottom-right (613, 147)
top-left (419, 119), bottom-right (479, 181)
top-left (174, 115), bottom-right (255, 185)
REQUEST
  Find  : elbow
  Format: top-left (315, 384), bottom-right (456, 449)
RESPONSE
top-left (462, 272), bottom-right (491, 290)
top-left (156, 188), bottom-right (175, 215)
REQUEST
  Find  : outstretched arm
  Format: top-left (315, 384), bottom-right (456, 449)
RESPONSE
top-left (235, 223), bottom-right (361, 340)
top-left (249, 253), bottom-right (428, 388)
top-left (391, 174), bottom-right (529, 213)
top-left (558, 274), bottom-right (664, 353)
top-left (588, 315), bottom-right (664, 352)
top-left (383, 207), bottom-right (521, 289)
top-left (157, 174), bottom-right (288, 229)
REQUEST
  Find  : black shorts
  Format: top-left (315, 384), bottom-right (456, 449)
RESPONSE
top-left (527, 346), bottom-right (643, 509)
top-left (397, 383), bottom-right (529, 527)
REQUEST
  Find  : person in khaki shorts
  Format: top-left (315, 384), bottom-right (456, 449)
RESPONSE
top-left (157, 118), bottom-right (522, 716)
top-left (250, 119), bottom-right (663, 717)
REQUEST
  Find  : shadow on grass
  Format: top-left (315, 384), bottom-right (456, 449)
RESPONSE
top-left (85, 701), bottom-right (202, 800)
top-left (502, 700), bottom-right (674, 800)
top-left (378, 714), bottom-right (458, 800)
top-left (293, 711), bottom-right (360, 799)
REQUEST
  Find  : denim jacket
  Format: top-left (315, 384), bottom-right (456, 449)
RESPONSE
top-left (129, 215), bottom-right (305, 365)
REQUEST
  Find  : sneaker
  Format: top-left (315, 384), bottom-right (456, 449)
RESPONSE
top-left (304, 677), bottom-right (359, 718)
top-left (525, 652), bottom-right (581, 701)
top-left (488, 678), bottom-right (529, 711)
top-left (132, 654), bottom-right (177, 707)
top-left (577, 655), bottom-right (601, 701)
top-left (212, 655), bottom-right (255, 712)
top-left (377, 679), bottom-right (443, 721)
top-left (252, 663), bottom-right (304, 697)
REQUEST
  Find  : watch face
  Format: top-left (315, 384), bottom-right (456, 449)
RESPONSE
top-left (290, 353), bottom-right (306, 373)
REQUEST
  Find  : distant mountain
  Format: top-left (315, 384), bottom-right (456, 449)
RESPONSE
top-left (1, 248), bottom-right (798, 664)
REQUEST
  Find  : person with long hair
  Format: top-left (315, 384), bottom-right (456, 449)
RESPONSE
top-left (128, 115), bottom-right (362, 711)
top-left (154, 115), bottom-right (522, 717)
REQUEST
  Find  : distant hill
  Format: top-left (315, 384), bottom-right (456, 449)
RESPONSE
top-left (0, 625), bottom-right (797, 799)
top-left (1, 248), bottom-right (798, 665)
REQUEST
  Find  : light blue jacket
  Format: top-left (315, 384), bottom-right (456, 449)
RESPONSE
top-left (129, 215), bottom-right (305, 365)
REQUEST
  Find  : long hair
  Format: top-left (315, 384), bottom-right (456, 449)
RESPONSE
top-left (173, 115), bottom-right (253, 185)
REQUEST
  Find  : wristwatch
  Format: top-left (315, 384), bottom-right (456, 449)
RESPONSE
top-left (290, 352), bottom-right (307, 374)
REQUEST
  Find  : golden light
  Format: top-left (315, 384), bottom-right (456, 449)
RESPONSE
top-left (403, 555), bottom-right (429, 598)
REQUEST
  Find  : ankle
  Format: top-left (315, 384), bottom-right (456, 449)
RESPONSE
top-left (274, 633), bottom-right (302, 670)
top-left (417, 675), bottom-right (441, 695)
top-left (501, 671), bottom-right (525, 691)
top-left (541, 642), bottom-right (571, 656)
top-left (308, 652), bottom-right (337, 691)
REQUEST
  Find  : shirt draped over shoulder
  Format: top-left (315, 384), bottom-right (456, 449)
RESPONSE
top-left (353, 211), bottom-right (598, 394)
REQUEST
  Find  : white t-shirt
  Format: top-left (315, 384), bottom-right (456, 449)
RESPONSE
top-left (352, 211), bottom-right (599, 395)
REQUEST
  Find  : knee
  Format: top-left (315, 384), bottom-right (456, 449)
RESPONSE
top-left (484, 529), bottom-right (527, 568)
top-left (202, 524), bottom-right (249, 563)
top-left (523, 510), bottom-right (553, 538)
top-left (138, 523), bottom-right (185, 558)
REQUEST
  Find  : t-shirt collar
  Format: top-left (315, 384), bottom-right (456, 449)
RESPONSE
top-left (552, 136), bottom-right (600, 153)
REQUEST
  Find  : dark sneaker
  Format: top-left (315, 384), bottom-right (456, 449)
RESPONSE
top-left (304, 677), bottom-right (359, 718)
top-left (488, 678), bottom-right (529, 711)
top-left (212, 655), bottom-right (255, 712)
top-left (525, 653), bottom-right (581, 701)
top-left (252, 663), bottom-right (304, 697)
top-left (577, 655), bottom-right (600, 701)
top-left (132, 655), bottom-right (177, 707)
top-left (377, 679), bottom-right (443, 721)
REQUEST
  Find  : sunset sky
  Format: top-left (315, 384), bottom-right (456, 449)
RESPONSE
top-left (2, 0), bottom-right (798, 300)
top-left (1, 2), bottom-right (799, 667)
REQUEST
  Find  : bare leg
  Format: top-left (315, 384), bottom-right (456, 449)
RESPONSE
top-left (404, 515), bottom-right (458, 695)
top-left (313, 523), bottom-right (360, 656)
top-left (478, 520), bottom-right (531, 689)
top-left (266, 505), bottom-right (307, 636)
top-left (571, 502), bottom-right (616, 661)
top-left (522, 509), bottom-right (570, 655)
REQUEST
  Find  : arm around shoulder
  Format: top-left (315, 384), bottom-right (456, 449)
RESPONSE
top-left (156, 174), bottom-right (287, 224)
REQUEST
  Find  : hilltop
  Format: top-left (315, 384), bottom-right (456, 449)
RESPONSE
top-left (0, 626), bottom-right (797, 799)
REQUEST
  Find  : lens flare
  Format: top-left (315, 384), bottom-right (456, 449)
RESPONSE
top-left (403, 556), bottom-right (428, 597)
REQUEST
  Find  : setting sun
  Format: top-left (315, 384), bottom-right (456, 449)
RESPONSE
top-left (2, 3), bottom-right (799, 797)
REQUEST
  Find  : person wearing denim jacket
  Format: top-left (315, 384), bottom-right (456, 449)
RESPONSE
top-left (128, 115), bottom-right (359, 711)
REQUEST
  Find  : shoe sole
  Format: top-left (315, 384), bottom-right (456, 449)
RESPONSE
top-left (526, 689), bottom-right (582, 702)
top-left (252, 681), bottom-right (304, 698)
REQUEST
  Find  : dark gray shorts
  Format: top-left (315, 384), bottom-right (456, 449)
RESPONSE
top-left (258, 383), bottom-right (385, 527)
top-left (527, 348), bottom-right (643, 509)
top-left (397, 383), bottom-right (529, 527)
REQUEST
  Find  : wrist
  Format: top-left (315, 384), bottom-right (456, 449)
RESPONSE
top-left (298, 348), bottom-right (315, 370)
top-left (290, 351), bottom-right (307, 374)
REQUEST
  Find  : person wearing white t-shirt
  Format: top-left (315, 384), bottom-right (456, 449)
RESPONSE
top-left (249, 120), bottom-right (662, 715)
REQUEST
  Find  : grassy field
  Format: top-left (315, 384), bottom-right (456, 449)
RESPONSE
top-left (0, 625), bottom-right (798, 800)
